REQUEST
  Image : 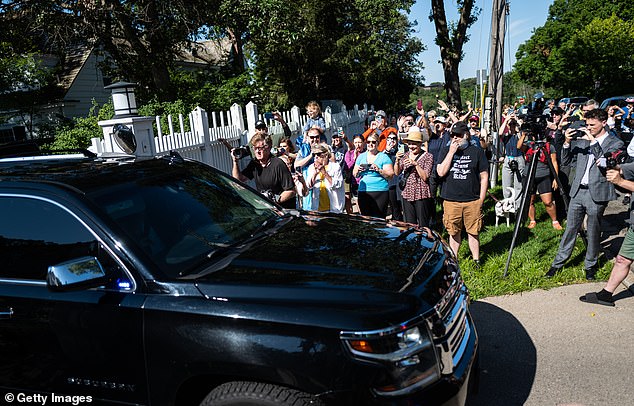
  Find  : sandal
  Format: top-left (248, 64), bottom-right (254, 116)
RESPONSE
top-left (579, 292), bottom-right (615, 307)
top-left (527, 220), bottom-right (537, 229)
top-left (552, 220), bottom-right (563, 230)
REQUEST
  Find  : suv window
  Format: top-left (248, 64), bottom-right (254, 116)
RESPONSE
top-left (87, 164), bottom-right (280, 279)
top-left (0, 196), bottom-right (115, 281)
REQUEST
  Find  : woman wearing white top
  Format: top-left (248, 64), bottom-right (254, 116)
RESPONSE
top-left (306, 143), bottom-right (345, 213)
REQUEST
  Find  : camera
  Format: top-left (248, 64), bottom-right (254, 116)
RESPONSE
top-left (232, 146), bottom-right (251, 159)
top-left (270, 147), bottom-right (286, 156)
top-left (567, 119), bottom-right (586, 139)
top-left (605, 149), bottom-right (628, 169)
top-left (519, 111), bottom-right (548, 140)
top-left (261, 189), bottom-right (278, 202)
top-left (508, 159), bottom-right (519, 173)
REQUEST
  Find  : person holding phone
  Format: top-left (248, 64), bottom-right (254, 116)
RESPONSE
top-left (306, 144), bottom-right (345, 213)
top-left (353, 134), bottom-right (394, 218)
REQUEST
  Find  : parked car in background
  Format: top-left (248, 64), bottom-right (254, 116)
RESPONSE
top-left (0, 146), bottom-right (478, 405)
top-left (600, 95), bottom-right (634, 110)
top-left (558, 96), bottom-right (589, 108)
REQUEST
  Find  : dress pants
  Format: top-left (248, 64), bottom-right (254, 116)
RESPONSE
top-left (552, 188), bottom-right (606, 270)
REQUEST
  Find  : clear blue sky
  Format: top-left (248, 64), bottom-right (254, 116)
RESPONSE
top-left (408, 0), bottom-right (554, 84)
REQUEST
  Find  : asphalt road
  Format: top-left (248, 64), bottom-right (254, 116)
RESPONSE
top-left (466, 198), bottom-right (634, 406)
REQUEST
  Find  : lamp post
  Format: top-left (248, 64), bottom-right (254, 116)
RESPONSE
top-left (98, 81), bottom-right (155, 157)
top-left (104, 81), bottom-right (138, 117)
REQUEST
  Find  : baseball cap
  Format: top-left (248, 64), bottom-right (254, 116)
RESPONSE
top-left (255, 120), bottom-right (267, 129)
top-left (468, 115), bottom-right (479, 122)
top-left (433, 116), bottom-right (447, 124)
top-left (375, 110), bottom-right (387, 119)
top-left (550, 106), bottom-right (564, 115)
top-left (451, 121), bottom-right (469, 135)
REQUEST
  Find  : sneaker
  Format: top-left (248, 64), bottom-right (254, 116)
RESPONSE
top-left (473, 259), bottom-right (481, 269)
top-left (545, 267), bottom-right (560, 278)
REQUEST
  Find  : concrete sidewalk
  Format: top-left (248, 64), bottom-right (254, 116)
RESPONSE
top-left (467, 196), bottom-right (634, 406)
top-left (468, 283), bottom-right (634, 406)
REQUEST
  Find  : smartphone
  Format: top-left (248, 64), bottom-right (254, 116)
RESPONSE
top-left (337, 126), bottom-right (344, 137)
top-left (264, 112), bottom-right (274, 120)
top-left (417, 99), bottom-right (422, 110)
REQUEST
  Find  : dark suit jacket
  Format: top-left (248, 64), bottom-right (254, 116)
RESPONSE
top-left (562, 133), bottom-right (623, 203)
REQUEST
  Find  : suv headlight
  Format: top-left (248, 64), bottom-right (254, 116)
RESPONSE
top-left (340, 322), bottom-right (440, 396)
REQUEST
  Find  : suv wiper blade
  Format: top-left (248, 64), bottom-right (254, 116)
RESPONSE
top-left (178, 214), bottom-right (292, 280)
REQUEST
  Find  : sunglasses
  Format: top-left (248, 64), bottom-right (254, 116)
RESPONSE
top-left (314, 152), bottom-right (326, 157)
top-left (254, 145), bottom-right (269, 151)
top-left (387, 137), bottom-right (398, 141)
top-left (451, 133), bottom-right (465, 138)
top-left (308, 136), bottom-right (320, 140)
top-left (366, 140), bottom-right (378, 145)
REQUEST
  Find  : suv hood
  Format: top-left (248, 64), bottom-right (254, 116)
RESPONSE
top-left (194, 213), bottom-right (457, 318)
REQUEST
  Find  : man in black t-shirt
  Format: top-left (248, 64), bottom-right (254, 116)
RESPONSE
top-left (437, 122), bottom-right (489, 264)
top-left (232, 134), bottom-right (296, 209)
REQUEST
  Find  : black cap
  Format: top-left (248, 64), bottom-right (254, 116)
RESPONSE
top-left (550, 107), bottom-right (564, 115)
top-left (255, 120), bottom-right (267, 129)
top-left (451, 121), bottom-right (469, 135)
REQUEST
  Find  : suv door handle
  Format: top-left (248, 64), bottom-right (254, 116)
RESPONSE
top-left (0, 307), bottom-right (14, 319)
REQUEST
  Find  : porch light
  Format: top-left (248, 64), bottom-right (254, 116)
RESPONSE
top-left (105, 81), bottom-right (138, 117)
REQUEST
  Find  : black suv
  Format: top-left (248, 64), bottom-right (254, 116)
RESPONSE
top-left (0, 151), bottom-right (478, 405)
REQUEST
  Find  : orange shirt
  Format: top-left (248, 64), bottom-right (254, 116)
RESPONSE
top-left (362, 126), bottom-right (398, 152)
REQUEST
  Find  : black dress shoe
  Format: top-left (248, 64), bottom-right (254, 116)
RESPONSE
top-left (585, 268), bottom-right (597, 280)
top-left (545, 267), bottom-right (560, 278)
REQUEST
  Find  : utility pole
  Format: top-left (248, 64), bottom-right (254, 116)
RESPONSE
top-left (487, 0), bottom-right (509, 187)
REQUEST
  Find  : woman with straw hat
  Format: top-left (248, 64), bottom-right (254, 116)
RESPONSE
top-left (395, 126), bottom-right (434, 227)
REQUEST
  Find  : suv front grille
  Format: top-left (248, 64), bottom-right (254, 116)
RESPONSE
top-left (426, 278), bottom-right (471, 375)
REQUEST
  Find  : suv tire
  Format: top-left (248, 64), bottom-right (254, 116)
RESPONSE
top-left (200, 381), bottom-right (324, 406)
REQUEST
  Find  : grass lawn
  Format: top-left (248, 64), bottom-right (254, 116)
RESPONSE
top-left (447, 186), bottom-right (615, 300)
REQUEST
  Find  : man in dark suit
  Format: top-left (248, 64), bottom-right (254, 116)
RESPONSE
top-left (547, 108), bottom-right (624, 279)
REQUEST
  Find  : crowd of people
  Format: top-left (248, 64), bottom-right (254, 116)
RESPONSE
top-left (229, 95), bottom-right (634, 295)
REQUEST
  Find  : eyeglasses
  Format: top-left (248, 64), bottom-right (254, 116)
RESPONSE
top-left (428, 115), bottom-right (436, 119)
top-left (308, 135), bottom-right (320, 140)
top-left (314, 152), bottom-right (326, 157)
top-left (451, 133), bottom-right (465, 138)
top-left (387, 137), bottom-right (397, 141)
top-left (406, 121), bottom-right (414, 126)
top-left (366, 140), bottom-right (378, 145)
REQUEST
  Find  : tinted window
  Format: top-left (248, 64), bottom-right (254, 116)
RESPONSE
top-left (87, 164), bottom-right (280, 278)
top-left (0, 197), bottom-right (99, 280)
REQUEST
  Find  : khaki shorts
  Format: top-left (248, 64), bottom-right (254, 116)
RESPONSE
top-left (443, 200), bottom-right (483, 236)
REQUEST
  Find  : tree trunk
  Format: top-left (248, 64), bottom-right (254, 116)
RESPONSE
top-left (227, 27), bottom-right (246, 74)
top-left (443, 58), bottom-right (462, 108)
top-left (430, 0), bottom-right (476, 110)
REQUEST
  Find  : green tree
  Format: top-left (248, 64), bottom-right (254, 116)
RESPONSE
top-left (514, 0), bottom-right (634, 99)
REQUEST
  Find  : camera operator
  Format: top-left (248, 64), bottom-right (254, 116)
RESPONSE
top-left (580, 162), bottom-right (634, 306)
top-left (546, 108), bottom-right (624, 279)
top-left (232, 133), bottom-right (296, 209)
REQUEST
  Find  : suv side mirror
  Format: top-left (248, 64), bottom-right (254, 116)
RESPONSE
top-left (47, 256), bottom-right (112, 292)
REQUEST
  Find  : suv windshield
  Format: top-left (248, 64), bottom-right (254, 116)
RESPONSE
top-left (87, 162), bottom-right (280, 278)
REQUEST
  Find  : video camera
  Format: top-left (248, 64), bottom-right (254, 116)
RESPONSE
top-left (232, 146), bottom-right (251, 159)
top-left (605, 149), bottom-right (628, 169)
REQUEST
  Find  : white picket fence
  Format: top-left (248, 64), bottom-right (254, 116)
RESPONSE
top-left (92, 101), bottom-right (372, 175)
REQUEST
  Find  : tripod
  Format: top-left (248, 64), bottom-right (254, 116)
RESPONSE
top-left (502, 139), bottom-right (584, 277)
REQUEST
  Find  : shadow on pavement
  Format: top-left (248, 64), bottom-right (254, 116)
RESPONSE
top-left (466, 301), bottom-right (536, 406)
